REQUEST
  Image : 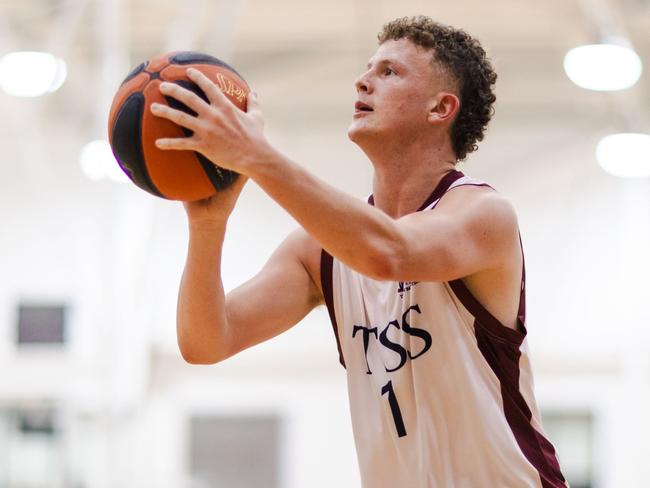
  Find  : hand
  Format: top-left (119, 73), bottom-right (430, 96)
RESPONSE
top-left (183, 174), bottom-right (249, 227)
top-left (150, 68), bottom-right (269, 176)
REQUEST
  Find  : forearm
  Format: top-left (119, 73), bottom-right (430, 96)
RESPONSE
top-left (248, 147), bottom-right (401, 279)
top-left (177, 223), bottom-right (230, 363)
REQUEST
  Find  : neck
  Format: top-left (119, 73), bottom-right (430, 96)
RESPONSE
top-left (363, 136), bottom-right (458, 218)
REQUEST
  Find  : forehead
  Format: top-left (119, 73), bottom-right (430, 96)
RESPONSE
top-left (368, 38), bottom-right (434, 69)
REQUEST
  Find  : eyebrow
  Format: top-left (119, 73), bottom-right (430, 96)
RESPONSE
top-left (366, 59), bottom-right (403, 70)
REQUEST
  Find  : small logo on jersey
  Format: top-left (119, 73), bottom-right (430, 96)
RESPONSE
top-left (397, 281), bottom-right (418, 298)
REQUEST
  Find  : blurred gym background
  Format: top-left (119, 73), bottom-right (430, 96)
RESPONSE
top-left (1, 0), bottom-right (649, 486)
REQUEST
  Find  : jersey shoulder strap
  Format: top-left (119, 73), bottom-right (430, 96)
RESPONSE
top-left (422, 173), bottom-right (495, 211)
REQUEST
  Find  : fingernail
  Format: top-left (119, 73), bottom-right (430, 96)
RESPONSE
top-left (151, 103), bottom-right (161, 110)
top-left (159, 82), bottom-right (171, 91)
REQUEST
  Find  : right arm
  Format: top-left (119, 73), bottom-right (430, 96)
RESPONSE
top-left (176, 179), bottom-right (323, 364)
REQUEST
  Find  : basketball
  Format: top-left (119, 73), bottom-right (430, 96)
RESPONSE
top-left (107, 51), bottom-right (250, 201)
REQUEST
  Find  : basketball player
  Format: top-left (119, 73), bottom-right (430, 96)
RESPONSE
top-left (151, 16), bottom-right (567, 487)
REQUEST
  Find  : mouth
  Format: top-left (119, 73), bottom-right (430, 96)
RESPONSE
top-left (354, 101), bottom-right (374, 113)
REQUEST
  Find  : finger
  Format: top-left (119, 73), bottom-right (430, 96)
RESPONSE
top-left (150, 102), bottom-right (201, 132)
top-left (155, 137), bottom-right (198, 151)
top-left (158, 81), bottom-right (208, 115)
top-left (186, 67), bottom-right (231, 107)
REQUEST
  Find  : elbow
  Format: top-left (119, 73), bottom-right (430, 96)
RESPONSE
top-left (180, 350), bottom-right (222, 365)
top-left (363, 241), bottom-right (403, 281)
top-left (177, 336), bottom-right (227, 365)
top-left (367, 256), bottom-right (398, 281)
top-left (364, 241), bottom-right (452, 283)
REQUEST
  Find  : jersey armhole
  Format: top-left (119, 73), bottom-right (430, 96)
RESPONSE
top-left (435, 180), bottom-right (526, 345)
top-left (447, 232), bottom-right (527, 346)
top-left (448, 278), bottom-right (527, 346)
top-left (320, 249), bottom-right (346, 368)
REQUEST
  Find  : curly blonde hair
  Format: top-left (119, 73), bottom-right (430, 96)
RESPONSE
top-left (378, 16), bottom-right (497, 161)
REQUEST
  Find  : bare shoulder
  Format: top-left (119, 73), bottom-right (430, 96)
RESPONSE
top-left (428, 184), bottom-right (520, 275)
top-left (434, 185), bottom-right (523, 329)
top-left (435, 184), bottom-right (519, 237)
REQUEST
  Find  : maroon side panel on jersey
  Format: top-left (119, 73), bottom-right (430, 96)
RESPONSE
top-left (449, 266), bottom-right (566, 487)
top-left (320, 250), bottom-right (346, 368)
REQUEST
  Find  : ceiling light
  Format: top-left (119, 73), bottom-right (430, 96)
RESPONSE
top-left (48, 58), bottom-right (67, 93)
top-left (596, 133), bottom-right (650, 178)
top-left (80, 140), bottom-right (129, 183)
top-left (0, 51), bottom-right (68, 97)
top-left (564, 43), bottom-right (642, 91)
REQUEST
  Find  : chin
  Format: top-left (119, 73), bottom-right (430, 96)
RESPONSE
top-left (347, 121), bottom-right (373, 144)
top-left (347, 125), bottom-right (360, 143)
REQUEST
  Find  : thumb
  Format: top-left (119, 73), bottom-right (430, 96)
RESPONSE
top-left (246, 90), bottom-right (261, 114)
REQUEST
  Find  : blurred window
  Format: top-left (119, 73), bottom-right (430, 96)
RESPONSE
top-left (16, 304), bottom-right (66, 345)
top-left (542, 411), bottom-right (593, 488)
top-left (0, 406), bottom-right (64, 487)
top-left (189, 415), bottom-right (280, 488)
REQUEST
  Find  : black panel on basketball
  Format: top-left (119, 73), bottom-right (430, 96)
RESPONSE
top-left (164, 80), bottom-right (239, 191)
top-left (164, 80), bottom-right (207, 121)
top-left (111, 92), bottom-right (162, 197)
top-left (196, 152), bottom-right (239, 190)
top-left (170, 52), bottom-right (244, 79)
top-left (121, 61), bottom-right (149, 86)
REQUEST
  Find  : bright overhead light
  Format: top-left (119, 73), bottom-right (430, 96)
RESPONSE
top-left (564, 43), bottom-right (642, 91)
top-left (0, 51), bottom-right (68, 97)
top-left (48, 57), bottom-right (67, 93)
top-left (596, 133), bottom-right (650, 178)
top-left (80, 140), bottom-right (130, 183)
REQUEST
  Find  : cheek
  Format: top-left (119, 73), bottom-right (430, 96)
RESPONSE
top-left (384, 89), bottom-right (423, 114)
top-left (385, 100), bottom-right (424, 124)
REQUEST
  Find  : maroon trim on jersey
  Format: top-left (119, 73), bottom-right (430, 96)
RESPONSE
top-left (367, 169), bottom-right (465, 209)
top-left (448, 278), bottom-right (526, 345)
top-left (448, 255), bottom-right (566, 487)
top-left (320, 249), bottom-right (346, 368)
top-left (417, 169), bottom-right (466, 210)
top-left (429, 182), bottom-right (495, 210)
top-left (472, 318), bottom-right (566, 487)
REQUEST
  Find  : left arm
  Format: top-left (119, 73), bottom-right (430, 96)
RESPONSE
top-left (151, 69), bottom-right (517, 282)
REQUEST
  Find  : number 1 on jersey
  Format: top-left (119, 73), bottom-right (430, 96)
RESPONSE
top-left (381, 380), bottom-right (407, 437)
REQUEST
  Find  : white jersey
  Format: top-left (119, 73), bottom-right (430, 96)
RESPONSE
top-left (320, 171), bottom-right (567, 488)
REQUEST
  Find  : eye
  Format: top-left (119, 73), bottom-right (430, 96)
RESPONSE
top-left (383, 67), bottom-right (394, 76)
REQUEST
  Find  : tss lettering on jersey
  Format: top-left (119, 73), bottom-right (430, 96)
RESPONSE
top-left (352, 304), bottom-right (432, 375)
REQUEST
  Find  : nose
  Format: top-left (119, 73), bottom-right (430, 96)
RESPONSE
top-left (355, 71), bottom-right (371, 93)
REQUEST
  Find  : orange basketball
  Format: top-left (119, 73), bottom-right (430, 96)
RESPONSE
top-left (107, 51), bottom-right (249, 201)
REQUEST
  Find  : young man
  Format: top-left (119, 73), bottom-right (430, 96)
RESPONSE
top-left (152, 16), bottom-right (567, 488)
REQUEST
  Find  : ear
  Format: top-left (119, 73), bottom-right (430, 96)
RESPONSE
top-left (427, 92), bottom-right (460, 124)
